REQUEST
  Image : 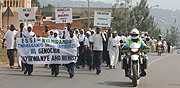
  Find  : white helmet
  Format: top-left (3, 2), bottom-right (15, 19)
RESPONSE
top-left (131, 28), bottom-right (140, 39)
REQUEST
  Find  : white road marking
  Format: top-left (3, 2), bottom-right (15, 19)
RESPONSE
top-left (148, 54), bottom-right (174, 66)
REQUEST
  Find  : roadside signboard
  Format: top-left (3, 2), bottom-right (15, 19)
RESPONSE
top-left (94, 11), bottom-right (111, 27)
top-left (18, 8), bottom-right (36, 23)
top-left (55, 8), bottom-right (72, 23)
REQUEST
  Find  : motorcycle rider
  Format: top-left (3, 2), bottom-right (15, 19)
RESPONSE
top-left (122, 28), bottom-right (148, 77)
top-left (156, 35), bottom-right (164, 52)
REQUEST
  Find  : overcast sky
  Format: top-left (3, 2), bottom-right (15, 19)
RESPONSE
top-left (93, 0), bottom-right (179, 10)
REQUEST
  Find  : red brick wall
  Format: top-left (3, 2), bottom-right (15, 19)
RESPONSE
top-left (33, 26), bottom-right (63, 37)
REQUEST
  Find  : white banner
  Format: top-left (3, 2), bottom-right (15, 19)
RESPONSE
top-left (18, 8), bottom-right (36, 23)
top-left (94, 11), bottom-right (111, 27)
top-left (16, 37), bottom-right (78, 64)
top-left (55, 8), bottom-right (72, 23)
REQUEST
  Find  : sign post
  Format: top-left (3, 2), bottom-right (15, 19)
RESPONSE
top-left (18, 8), bottom-right (36, 23)
top-left (4, 6), bottom-right (14, 30)
top-left (55, 8), bottom-right (72, 25)
top-left (94, 11), bottom-right (111, 27)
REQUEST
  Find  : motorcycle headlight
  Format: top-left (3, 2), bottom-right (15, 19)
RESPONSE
top-left (131, 48), bottom-right (139, 52)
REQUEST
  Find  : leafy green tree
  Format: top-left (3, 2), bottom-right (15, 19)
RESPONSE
top-left (165, 26), bottom-right (179, 46)
top-left (81, 20), bottom-right (94, 29)
top-left (43, 4), bottom-right (54, 8)
top-left (112, 0), bottom-right (161, 38)
top-left (31, 0), bottom-right (41, 7)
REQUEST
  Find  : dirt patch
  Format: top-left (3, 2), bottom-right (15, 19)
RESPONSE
top-left (0, 47), bottom-right (9, 65)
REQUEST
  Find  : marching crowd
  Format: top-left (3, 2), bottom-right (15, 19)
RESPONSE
top-left (1, 23), bottom-right (173, 78)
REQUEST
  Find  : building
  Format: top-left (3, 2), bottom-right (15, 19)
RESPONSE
top-left (42, 7), bottom-right (118, 19)
top-left (0, 0), bottom-right (43, 30)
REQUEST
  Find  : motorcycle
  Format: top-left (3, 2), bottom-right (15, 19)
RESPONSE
top-left (121, 43), bottom-right (149, 87)
top-left (156, 41), bottom-right (163, 56)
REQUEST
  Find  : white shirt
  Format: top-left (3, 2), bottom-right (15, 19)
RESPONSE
top-left (163, 41), bottom-right (167, 46)
top-left (66, 36), bottom-right (80, 55)
top-left (151, 39), bottom-right (157, 46)
top-left (78, 34), bottom-right (85, 42)
top-left (48, 35), bottom-right (54, 38)
top-left (66, 36), bottom-right (80, 48)
top-left (75, 34), bottom-right (79, 38)
top-left (127, 35), bottom-right (131, 41)
top-left (24, 31), bottom-right (36, 38)
top-left (4, 30), bottom-right (17, 49)
top-left (107, 36), bottom-right (120, 51)
top-left (16, 31), bottom-right (24, 38)
top-left (121, 35), bottom-right (127, 43)
top-left (90, 33), bottom-right (106, 51)
top-left (84, 36), bottom-right (90, 47)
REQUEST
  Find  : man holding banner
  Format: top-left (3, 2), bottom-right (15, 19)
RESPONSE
top-left (23, 24), bottom-right (36, 76)
top-left (51, 30), bottom-right (60, 77)
top-left (65, 29), bottom-right (80, 78)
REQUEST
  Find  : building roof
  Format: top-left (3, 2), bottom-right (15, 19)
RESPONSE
top-left (38, 0), bottom-right (113, 8)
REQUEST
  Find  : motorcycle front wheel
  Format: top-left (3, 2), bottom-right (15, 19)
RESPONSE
top-left (132, 63), bottom-right (138, 87)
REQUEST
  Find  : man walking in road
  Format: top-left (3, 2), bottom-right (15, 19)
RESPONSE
top-left (2, 24), bottom-right (17, 68)
top-left (107, 31), bottom-right (120, 69)
top-left (90, 27), bottom-right (106, 75)
top-left (16, 23), bottom-right (25, 69)
top-left (42, 25), bottom-right (50, 68)
top-left (65, 29), bottom-right (80, 78)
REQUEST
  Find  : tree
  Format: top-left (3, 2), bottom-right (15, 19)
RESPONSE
top-left (165, 26), bottom-right (179, 46)
top-left (31, 0), bottom-right (41, 7)
top-left (112, 0), bottom-right (161, 38)
top-left (81, 20), bottom-right (94, 29)
top-left (111, 0), bottom-right (132, 32)
top-left (44, 4), bottom-right (54, 8)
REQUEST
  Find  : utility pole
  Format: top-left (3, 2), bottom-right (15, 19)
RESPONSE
top-left (87, 0), bottom-right (90, 30)
top-left (125, 0), bottom-right (127, 31)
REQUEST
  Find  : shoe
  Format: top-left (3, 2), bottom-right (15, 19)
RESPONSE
top-left (28, 73), bottom-right (32, 76)
top-left (54, 74), bottom-right (57, 77)
top-left (75, 64), bottom-right (80, 69)
top-left (10, 66), bottom-right (14, 68)
top-left (109, 65), bottom-right (112, 69)
top-left (17, 66), bottom-right (22, 69)
top-left (51, 72), bottom-right (54, 75)
top-left (113, 66), bottom-right (116, 69)
top-left (69, 73), bottom-right (74, 78)
top-left (24, 70), bottom-right (27, 75)
top-left (96, 70), bottom-right (101, 75)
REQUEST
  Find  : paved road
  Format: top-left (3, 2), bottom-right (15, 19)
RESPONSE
top-left (0, 53), bottom-right (179, 88)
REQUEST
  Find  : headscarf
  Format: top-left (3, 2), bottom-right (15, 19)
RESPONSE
top-left (22, 26), bottom-right (28, 34)
top-left (86, 31), bottom-right (91, 35)
top-left (28, 24), bottom-right (33, 30)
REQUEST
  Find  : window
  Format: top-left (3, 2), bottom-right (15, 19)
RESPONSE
top-left (13, 1), bottom-right (15, 7)
top-left (4, 1), bottom-right (6, 7)
top-left (16, 1), bottom-right (18, 7)
top-left (10, 1), bottom-right (12, 7)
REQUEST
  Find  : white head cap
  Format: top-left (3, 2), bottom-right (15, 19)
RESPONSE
top-left (91, 30), bottom-right (96, 34)
top-left (80, 29), bottom-right (84, 33)
top-left (54, 30), bottom-right (59, 35)
top-left (50, 30), bottom-right (54, 32)
top-left (86, 31), bottom-right (91, 35)
top-left (28, 24), bottom-right (33, 29)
